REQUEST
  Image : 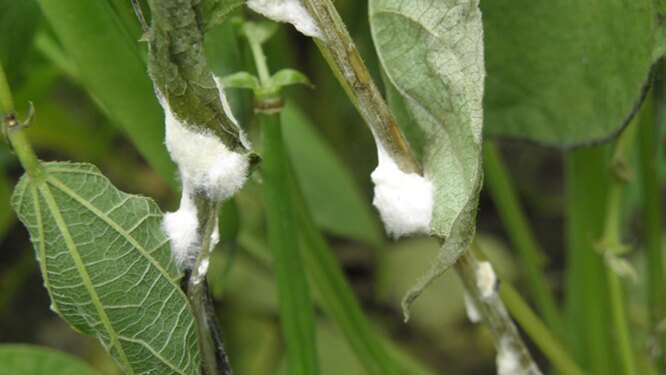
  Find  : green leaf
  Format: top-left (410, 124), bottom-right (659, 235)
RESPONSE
top-left (370, 0), bottom-right (485, 312)
top-left (271, 69), bottom-right (314, 89)
top-left (36, 0), bottom-right (175, 183)
top-left (0, 344), bottom-right (98, 375)
top-left (220, 71), bottom-right (261, 90)
top-left (0, 0), bottom-right (42, 83)
top-left (261, 113), bottom-right (319, 375)
top-left (204, 0), bottom-right (244, 30)
top-left (482, 0), bottom-right (662, 146)
top-left (11, 162), bottom-right (200, 375)
top-left (282, 102), bottom-right (383, 247)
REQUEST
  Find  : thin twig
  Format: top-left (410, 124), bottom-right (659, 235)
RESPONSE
top-left (131, 0), bottom-right (149, 33)
top-left (455, 251), bottom-right (542, 375)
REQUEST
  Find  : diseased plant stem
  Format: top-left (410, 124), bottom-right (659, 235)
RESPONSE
top-left (301, 0), bottom-right (420, 174)
top-left (455, 251), bottom-right (542, 375)
top-left (500, 283), bottom-right (586, 375)
top-left (483, 141), bottom-right (562, 334)
top-left (187, 199), bottom-right (230, 375)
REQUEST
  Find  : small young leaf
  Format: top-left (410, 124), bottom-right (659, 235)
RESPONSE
top-left (271, 69), bottom-right (314, 89)
top-left (370, 0), bottom-right (484, 312)
top-left (0, 344), bottom-right (98, 375)
top-left (11, 162), bottom-right (200, 375)
top-left (220, 71), bottom-right (261, 90)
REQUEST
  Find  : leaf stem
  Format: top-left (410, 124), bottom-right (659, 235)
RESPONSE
top-left (455, 250), bottom-right (542, 375)
top-left (483, 141), bottom-right (562, 333)
top-left (0, 65), bottom-right (42, 179)
top-left (301, 0), bottom-right (420, 174)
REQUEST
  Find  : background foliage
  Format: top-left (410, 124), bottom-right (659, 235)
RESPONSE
top-left (1, 0), bottom-right (665, 374)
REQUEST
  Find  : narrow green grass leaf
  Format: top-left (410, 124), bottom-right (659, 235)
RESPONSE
top-left (482, 0), bottom-right (661, 146)
top-left (0, 0), bottom-right (42, 83)
top-left (0, 344), bottom-right (99, 375)
top-left (369, 0), bottom-right (484, 312)
top-left (282, 103), bottom-right (383, 247)
top-left (261, 113), bottom-right (319, 375)
top-left (36, 0), bottom-right (175, 182)
top-left (11, 162), bottom-right (200, 375)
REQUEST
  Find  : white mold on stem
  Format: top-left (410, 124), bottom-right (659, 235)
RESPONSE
top-left (463, 292), bottom-right (481, 323)
top-left (162, 191), bottom-right (200, 270)
top-left (164, 110), bottom-right (249, 202)
top-left (370, 140), bottom-right (433, 238)
top-left (247, 0), bottom-right (324, 40)
top-left (476, 261), bottom-right (498, 300)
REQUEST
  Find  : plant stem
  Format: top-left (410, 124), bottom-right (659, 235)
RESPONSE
top-left (639, 83), bottom-right (666, 369)
top-left (260, 111), bottom-right (319, 375)
top-left (0, 65), bottom-right (42, 179)
top-left (564, 146), bottom-right (615, 374)
top-left (186, 198), bottom-right (230, 375)
top-left (301, 0), bottom-right (420, 174)
top-left (500, 281), bottom-right (586, 375)
top-left (455, 251), bottom-right (542, 374)
top-left (598, 117), bottom-right (639, 375)
top-left (483, 141), bottom-right (561, 333)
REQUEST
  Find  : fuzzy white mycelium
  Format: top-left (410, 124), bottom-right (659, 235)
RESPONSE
top-left (496, 337), bottom-right (521, 375)
top-left (158, 87), bottom-right (249, 270)
top-left (247, 0), bottom-right (323, 39)
top-left (370, 140), bottom-right (434, 238)
top-left (463, 292), bottom-right (481, 323)
top-left (476, 261), bottom-right (498, 300)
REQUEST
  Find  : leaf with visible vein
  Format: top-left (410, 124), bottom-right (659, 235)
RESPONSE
top-left (11, 162), bottom-right (200, 375)
top-left (369, 0), bottom-right (484, 315)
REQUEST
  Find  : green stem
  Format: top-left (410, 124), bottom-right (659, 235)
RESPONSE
top-left (260, 111), bottom-right (319, 375)
top-left (483, 141), bottom-right (562, 333)
top-left (598, 119), bottom-right (639, 375)
top-left (247, 33), bottom-right (271, 87)
top-left (564, 147), bottom-right (615, 374)
top-left (455, 251), bottom-right (542, 374)
top-left (500, 281), bottom-right (586, 375)
top-left (638, 85), bottom-right (665, 369)
top-left (302, 0), bottom-right (420, 174)
top-left (0, 65), bottom-right (42, 179)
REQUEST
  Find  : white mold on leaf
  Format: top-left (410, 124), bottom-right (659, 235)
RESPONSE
top-left (247, 0), bottom-right (324, 39)
top-left (370, 140), bottom-right (433, 239)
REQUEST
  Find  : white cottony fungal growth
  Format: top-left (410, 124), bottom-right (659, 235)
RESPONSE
top-left (162, 192), bottom-right (200, 270)
top-left (496, 337), bottom-right (521, 375)
top-left (476, 261), bottom-right (498, 300)
top-left (247, 0), bottom-right (324, 39)
top-left (370, 140), bottom-right (433, 238)
top-left (162, 100), bottom-right (249, 202)
top-left (463, 292), bottom-right (481, 323)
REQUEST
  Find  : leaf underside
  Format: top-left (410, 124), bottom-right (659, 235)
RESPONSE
top-left (370, 0), bottom-right (485, 313)
top-left (482, 0), bottom-right (662, 146)
top-left (11, 162), bottom-right (200, 375)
